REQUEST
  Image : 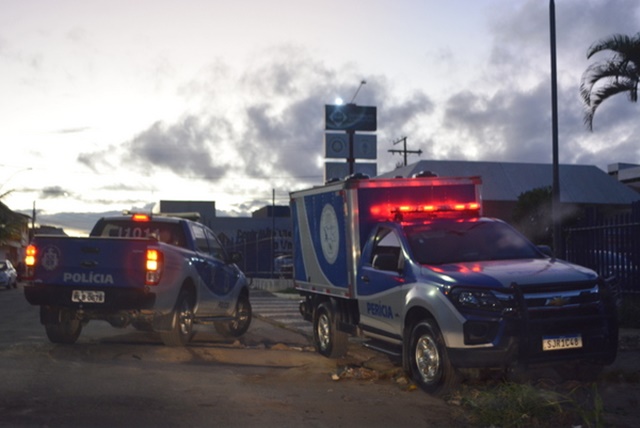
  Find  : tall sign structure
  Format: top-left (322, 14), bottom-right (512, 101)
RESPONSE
top-left (324, 103), bottom-right (377, 182)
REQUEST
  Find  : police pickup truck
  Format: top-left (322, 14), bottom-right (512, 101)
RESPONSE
top-left (291, 175), bottom-right (618, 394)
top-left (23, 213), bottom-right (251, 346)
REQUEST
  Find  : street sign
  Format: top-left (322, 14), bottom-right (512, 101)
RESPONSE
top-left (354, 134), bottom-right (376, 159)
top-left (325, 133), bottom-right (349, 158)
top-left (324, 162), bottom-right (377, 182)
top-left (325, 133), bottom-right (377, 159)
top-left (325, 104), bottom-right (377, 131)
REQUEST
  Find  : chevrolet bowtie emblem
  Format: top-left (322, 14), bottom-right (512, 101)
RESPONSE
top-left (546, 296), bottom-right (570, 307)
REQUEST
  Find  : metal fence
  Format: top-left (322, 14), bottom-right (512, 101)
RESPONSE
top-left (564, 201), bottom-right (640, 294)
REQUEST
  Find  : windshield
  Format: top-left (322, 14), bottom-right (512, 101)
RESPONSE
top-left (405, 220), bottom-right (542, 265)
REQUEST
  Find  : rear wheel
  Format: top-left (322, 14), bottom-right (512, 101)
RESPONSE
top-left (160, 291), bottom-right (194, 346)
top-left (43, 308), bottom-right (82, 344)
top-left (215, 293), bottom-right (252, 337)
top-left (408, 320), bottom-right (460, 396)
top-left (313, 302), bottom-right (348, 358)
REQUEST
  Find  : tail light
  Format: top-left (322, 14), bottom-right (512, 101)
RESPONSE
top-left (145, 248), bottom-right (163, 285)
top-left (24, 244), bottom-right (36, 280)
top-left (25, 244), bottom-right (36, 267)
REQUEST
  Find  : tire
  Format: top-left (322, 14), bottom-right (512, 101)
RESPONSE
top-left (407, 320), bottom-right (460, 396)
top-left (160, 291), bottom-right (195, 346)
top-left (313, 302), bottom-right (348, 358)
top-left (215, 293), bottom-right (252, 338)
top-left (44, 308), bottom-right (82, 344)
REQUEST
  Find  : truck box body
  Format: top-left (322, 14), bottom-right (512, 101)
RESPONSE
top-left (291, 176), bottom-right (481, 298)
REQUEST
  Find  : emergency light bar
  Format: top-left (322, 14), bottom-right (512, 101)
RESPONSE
top-left (370, 201), bottom-right (480, 220)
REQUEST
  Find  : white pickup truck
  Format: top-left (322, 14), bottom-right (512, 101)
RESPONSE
top-left (291, 175), bottom-right (618, 394)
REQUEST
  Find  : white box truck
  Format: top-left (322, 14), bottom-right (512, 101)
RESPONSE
top-left (291, 174), bottom-right (618, 395)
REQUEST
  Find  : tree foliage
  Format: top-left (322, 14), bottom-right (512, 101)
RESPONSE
top-left (0, 200), bottom-right (25, 244)
top-left (580, 33), bottom-right (640, 130)
top-left (512, 186), bottom-right (553, 247)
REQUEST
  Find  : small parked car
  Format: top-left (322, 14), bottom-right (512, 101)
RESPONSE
top-left (0, 260), bottom-right (18, 289)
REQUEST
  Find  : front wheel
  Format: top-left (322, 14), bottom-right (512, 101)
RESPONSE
top-left (160, 291), bottom-right (195, 346)
top-left (313, 302), bottom-right (348, 358)
top-left (407, 319), bottom-right (460, 396)
top-left (215, 293), bottom-right (252, 337)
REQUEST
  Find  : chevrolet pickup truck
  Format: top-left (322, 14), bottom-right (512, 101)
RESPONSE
top-left (291, 175), bottom-right (618, 395)
top-left (23, 213), bottom-right (252, 346)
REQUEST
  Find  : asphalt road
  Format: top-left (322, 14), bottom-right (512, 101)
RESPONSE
top-left (0, 285), bottom-right (458, 428)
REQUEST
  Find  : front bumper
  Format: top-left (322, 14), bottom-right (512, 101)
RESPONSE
top-left (446, 280), bottom-right (619, 369)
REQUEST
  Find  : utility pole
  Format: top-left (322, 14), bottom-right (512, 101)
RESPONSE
top-left (388, 136), bottom-right (422, 166)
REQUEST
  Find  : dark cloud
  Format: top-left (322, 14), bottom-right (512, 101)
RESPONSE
top-left (123, 116), bottom-right (232, 180)
top-left (40, 186), bottom-right (70, 199)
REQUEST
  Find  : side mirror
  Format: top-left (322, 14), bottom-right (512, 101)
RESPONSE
top-left (537, 245), bottom-right (554, 258)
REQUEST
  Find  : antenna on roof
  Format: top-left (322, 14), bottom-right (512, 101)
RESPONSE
top-left (349, 80), bottom-right (367, 104)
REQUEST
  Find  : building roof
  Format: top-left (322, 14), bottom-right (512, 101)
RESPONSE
top-left (378, 160), bottom-right (640, 205)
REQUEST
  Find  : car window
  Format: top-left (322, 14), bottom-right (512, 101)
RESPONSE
top-left (204, 227), bottom-right (227, 261)
top-left (96, 220), bottom-right (187, 248)
top-left (190, 223), bottom-right (210, 253)
top-left (369, 227), bottom-right (403, 271)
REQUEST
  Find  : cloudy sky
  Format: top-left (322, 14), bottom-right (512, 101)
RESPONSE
top-left (1, 0), bottom-right (639, 234)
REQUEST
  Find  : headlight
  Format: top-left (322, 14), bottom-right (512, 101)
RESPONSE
top-left (450, 289), bottom-right (503, 312)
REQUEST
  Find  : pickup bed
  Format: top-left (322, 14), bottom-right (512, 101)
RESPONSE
top-left (23, 213), bottom-right (251, 346)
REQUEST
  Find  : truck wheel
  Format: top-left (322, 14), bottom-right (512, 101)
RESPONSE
top-left (44, 309), bottom-right (82, 344)
top-left (408, 320), bottom-right (460, 396)
top-left (215, 293), bottom-right (252, 337)
top-left (313, 302), bottom-right (348, 358)
top-left (160, 291), bottom-right (194, 346)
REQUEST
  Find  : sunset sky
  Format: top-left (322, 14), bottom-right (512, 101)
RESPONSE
top-left (2, 0), bottom-right (639, 234)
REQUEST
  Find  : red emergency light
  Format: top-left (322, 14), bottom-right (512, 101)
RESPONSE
top-left (132, 213), bottom-right (151, 222)
top-left (369, 201), bottom-right (480, 220)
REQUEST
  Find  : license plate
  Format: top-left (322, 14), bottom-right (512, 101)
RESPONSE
top-left (72, 290), bottom-right (105, 303)
top-left (542, 335), bottom-right (582, 351)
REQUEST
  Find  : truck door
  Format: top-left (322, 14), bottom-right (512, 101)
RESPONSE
top-left (190, 223), bottom-right (238, 315)
top-left (357, 226), bottom-right (409, 338)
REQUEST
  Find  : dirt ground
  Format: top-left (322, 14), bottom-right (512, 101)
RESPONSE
top-left (594, 329), bottom-right (640, 427)
top-left (327, 328), bottom-right (640, 427)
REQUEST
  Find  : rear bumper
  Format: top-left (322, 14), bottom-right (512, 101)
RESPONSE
top-left (23, 283), bottom-right (156, 311)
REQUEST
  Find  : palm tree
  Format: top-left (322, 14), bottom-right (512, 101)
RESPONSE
top-left (580, 33), bottom-right (640, 130)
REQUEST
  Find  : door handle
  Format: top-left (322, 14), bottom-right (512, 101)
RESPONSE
top-left (360, 275), bottom-right (370, 284)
